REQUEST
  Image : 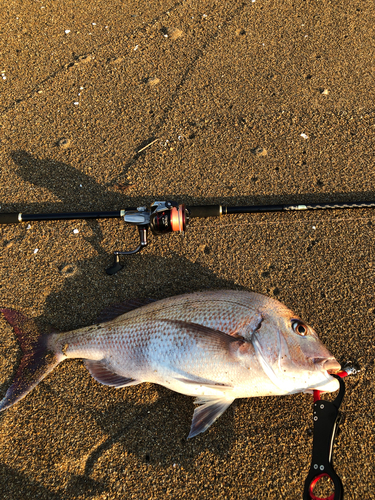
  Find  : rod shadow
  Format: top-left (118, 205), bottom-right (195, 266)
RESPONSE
top-left (0, 463), bottom-right (64, 500)
top-left (6, 150), bottom-right (375, 215)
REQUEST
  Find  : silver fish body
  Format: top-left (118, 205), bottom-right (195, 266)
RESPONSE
top-left (0, 290), bottom-right (340, 438)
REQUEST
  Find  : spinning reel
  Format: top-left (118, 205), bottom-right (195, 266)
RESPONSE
top-left (106, 201), bottom-right (187, 275)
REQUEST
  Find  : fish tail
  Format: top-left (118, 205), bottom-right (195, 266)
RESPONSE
top-left (0, 308), bottom-right (62, 412)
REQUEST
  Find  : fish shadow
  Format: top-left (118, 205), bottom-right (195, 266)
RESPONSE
top-left (80, 385), bottom-right (236, 478)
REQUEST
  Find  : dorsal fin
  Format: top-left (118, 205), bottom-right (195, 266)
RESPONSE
top-left (96, 299), bottom-right (156, 323)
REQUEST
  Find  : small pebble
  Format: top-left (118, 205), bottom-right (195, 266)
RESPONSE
top-left (58, 138), bottom-right (71, 149)
top-left (60, 264), bottom-right (78, 277)
top-left (77, 54), bottom-right (93, 64)
top-left (163, 27), bottom-right (183, 40)
top-left (300, 133), bottom-right (309, 140)
top-left (253, 146), bottom-right (267, 157)
top-left (147, 77), bottom-right (160, 86)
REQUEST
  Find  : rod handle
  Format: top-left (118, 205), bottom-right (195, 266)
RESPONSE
top-left (187, 205), bottom-right (222, 218)
top-left (0, 213), bottom-right (21, 224)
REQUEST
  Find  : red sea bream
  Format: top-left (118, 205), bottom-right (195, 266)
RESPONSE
top-left (0, 290), bottom-right (340, 438)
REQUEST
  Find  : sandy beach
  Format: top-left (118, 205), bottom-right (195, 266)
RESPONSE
top-left (0, 0), bottom-right (374, 498)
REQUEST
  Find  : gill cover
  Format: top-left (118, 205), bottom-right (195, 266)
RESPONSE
top-left (252, 326), bottom-right (340, 394)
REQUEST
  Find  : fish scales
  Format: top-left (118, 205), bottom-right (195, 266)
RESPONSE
top-left (54, 319), bottom-right (259, 397)
top-left (0, 290), bottom-right (341, 438)
top-left (51, 293), bottom-right (269, 396)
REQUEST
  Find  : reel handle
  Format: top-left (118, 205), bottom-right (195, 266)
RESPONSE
top-left (106, 226), bottom-right (149, 275)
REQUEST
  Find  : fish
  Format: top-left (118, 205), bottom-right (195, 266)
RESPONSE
top-left (0, 290), bottom-right (341, 438)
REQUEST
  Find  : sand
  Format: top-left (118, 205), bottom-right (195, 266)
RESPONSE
top-left (0, 0), bottom-right (374, 498)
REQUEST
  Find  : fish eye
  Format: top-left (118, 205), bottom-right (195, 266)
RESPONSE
top-left (291, 320), bottom-right (308, 336)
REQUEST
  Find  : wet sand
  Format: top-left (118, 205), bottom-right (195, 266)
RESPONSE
top-left (0, 0), bottom-right (374, 498)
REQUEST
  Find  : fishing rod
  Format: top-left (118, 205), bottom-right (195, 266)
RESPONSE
top-left (1, 199), bottom-right (374, 275)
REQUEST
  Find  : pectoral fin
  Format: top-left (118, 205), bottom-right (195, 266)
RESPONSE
top-left (84, 360), bottom-right (140, 388)
top-left (188, 395), bottom-right (235, 439)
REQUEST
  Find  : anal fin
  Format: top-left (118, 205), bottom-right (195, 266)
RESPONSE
top-left (84, 360), bottom-right (140, 388)
top-left (188, 395), bottom-right (235, 439)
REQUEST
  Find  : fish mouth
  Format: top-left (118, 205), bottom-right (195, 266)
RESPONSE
top-left (311, 357), bottom-right (341, 374)
top-left (307, 358), bottom-right (341, 393)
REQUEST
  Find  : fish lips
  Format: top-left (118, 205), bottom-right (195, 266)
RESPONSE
top-left (311, 357), bottom-right (341, 373)
top-left (306, 357), bottom-right (341, 393)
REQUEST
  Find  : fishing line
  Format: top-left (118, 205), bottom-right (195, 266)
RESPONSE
top-left (189, 216), bottom-right (375, 231)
